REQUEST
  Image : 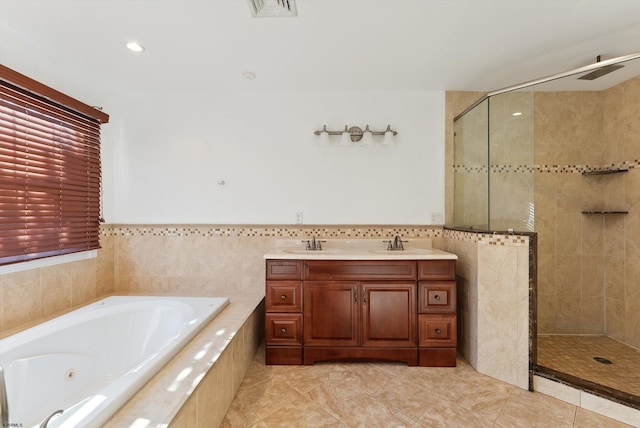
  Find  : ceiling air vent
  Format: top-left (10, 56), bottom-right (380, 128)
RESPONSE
top-left (248, 0), bottom-right (297, 18)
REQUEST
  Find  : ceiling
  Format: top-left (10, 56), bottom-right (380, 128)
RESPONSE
top-left (1, 0), bottom-right (640, 103)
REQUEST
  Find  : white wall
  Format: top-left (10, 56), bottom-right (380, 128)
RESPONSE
top-left (104, 90), bottom-right (445, 224)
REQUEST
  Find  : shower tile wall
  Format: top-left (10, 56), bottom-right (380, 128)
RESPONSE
top-left (535, 90), bottom-right (606, 335)
top-left (603, 75), bottom-right (640, 349)
top-left (536, 75), bottom-right (640, 349)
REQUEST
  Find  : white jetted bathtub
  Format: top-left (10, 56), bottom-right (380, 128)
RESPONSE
top-left (0, 295), bottom-right (230, 428)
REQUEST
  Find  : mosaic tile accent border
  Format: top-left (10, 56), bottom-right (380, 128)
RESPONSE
top-left (444, 228), bottom-right (530, 246)
top-left (100, 225), bottom-right (443, 238)
top-left (444, 228), bottom-right (477, 243)
top-left (477, 233), bottom-right (529, 246)
top-left (453, 160), bottom-right (640, 174)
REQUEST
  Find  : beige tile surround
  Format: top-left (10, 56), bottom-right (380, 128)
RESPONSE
top-left (446, 76), bottom-right (640, 349)
top-left (446, 78), bottom-right (640, 426)
top-left (107, 292), bottom-right (264, 427)
top-left (3, 222), bottom-right (639, 425)
top-left (0, 225), bottom-right (443, 336)
top-left (444, 230), bottom-right (530, 390)
top-left (533, 82), bottom-right (640, 342)
top-left (0, 224), bottom-right (442, 426)
top-left (0, 233), bottom-right (115, 336)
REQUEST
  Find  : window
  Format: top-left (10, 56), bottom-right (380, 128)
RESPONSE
top-left (0, 65), bottom-right (109, 266)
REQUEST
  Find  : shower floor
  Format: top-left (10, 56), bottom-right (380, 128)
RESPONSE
top-left (537, 335), bottom-right (640, 398)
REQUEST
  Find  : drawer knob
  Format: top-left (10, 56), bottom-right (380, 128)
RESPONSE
top-left (435, 328), bottom-right (441, 334)
top-left (280, 328), bottom-right (287, 334)
top-left (280, 295), bottom-right (287, 300)
top-left (434, 295), bottom-right (441, 301)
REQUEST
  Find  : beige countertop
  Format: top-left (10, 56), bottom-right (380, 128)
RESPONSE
top-left (264, 238), bottom-right (457, 260)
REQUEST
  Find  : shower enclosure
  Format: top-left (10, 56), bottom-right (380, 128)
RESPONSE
top-left (453, 52), bottom-right (640, 408)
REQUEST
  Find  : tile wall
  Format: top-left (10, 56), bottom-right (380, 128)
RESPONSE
top-left (0, 234), bottom-right (115, 335)
top-left (534, 90), bottom-right (607, 335)
top-left (108, 225), bottom-right (443, 296)
top-left (536, 75), bottom-right (640, 347)
top-left (0, 225), bottom-right (443, 335)
top-left (602, 75), bottom-right (640, 349)
top-left (447, 74), bottom-right (640, 350)
top-left (444, 230), bottom-right (530, 390)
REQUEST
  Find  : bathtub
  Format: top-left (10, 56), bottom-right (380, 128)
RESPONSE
top-left (0, 295), bottom-right (230, 428)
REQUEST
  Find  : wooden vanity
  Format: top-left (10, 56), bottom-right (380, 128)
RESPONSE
top-left (264, 242), bottom-right (457, 367)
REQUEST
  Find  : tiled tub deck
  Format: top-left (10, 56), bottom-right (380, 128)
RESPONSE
top-left (105, 292), bottom-right (265, 427)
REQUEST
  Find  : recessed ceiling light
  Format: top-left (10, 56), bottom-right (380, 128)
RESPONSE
top-left (242, 71), bottom-right (256, 80)
top-left (126, 42), bottom-right (145, 53)
top-left (512, 112), bottom-right (523, 117)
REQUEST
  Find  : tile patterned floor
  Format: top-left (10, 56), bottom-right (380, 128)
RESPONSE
top-left (537, 335), bottom-right (640, 398)
top-left (221, 344), bottom-right (631, 427)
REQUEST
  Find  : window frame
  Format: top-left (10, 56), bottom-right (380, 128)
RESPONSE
top-left (0, 65), bottom-right (109, 267)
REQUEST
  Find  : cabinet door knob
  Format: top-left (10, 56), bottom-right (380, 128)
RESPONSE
top-left (434, 294), bottom-right (441, 301)
top-left (435, 328), bottom-right (441, 334)
top-left (280, 328), bottom-right (287, 334)
top-left (280, 295), bottom-right (287, 300)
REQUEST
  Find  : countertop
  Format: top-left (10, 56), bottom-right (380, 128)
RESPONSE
top-left (264, 238), bottom-right (457, 260)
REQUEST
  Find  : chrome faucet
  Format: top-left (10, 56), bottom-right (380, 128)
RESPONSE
top-left (302, 236), bottom-right (325, 251)
top-left (384, 235), bottom-right (406, 251)
top-left (40, 409), bottom-right (64, 428)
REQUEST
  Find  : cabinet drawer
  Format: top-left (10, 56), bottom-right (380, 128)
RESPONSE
top-left (418, 260), bottom-right (455, 280)
top-left (265, 314), bottom-right (302, 346)
top-left (418, 281), bottom-right (456, 313)
top-left (266, 260), bottom-right (302, 280)
top-left (304, 260), bottom-right (417, 281)
top-left (266, 281), bottom-right (302, 312)
top-left (418, 314), bottom-right (457, 347)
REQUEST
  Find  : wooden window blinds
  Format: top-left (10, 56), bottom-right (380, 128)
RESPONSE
top-left (0, 65), bottom-right (109, 266)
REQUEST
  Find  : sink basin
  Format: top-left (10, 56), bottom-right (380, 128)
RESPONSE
top-left (368, 249), bottom-right (433, 255)
top-left (281, 248), bottom-right (346, 254)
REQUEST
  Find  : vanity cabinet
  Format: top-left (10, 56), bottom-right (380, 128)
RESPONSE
top-left (303, 280), bottom-right (418, 364)
top-left (265, 258), bottom-right (456, 367)
top-left (303, 260), bottom-right (417, 365)
top-left (418, 260), bottom-right (457, 366)
top-left (265, 260), bottom-right (303, 364)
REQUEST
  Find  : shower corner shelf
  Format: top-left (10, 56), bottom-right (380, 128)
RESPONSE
top-left (582, 168), bottom-right (629, 176)
top-left (581, 210), bottom-right (628, 215)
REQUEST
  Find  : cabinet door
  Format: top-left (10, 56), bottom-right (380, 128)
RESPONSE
top-left (361, 282), bottom-right (417, 347)
top-left (304, 282), bottom-right (359, 347)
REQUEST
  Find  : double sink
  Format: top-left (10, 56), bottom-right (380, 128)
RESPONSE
top-left (281, 248), bottom-right (434, 255)
top-left (265, 238), bottom-right (457, 260)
